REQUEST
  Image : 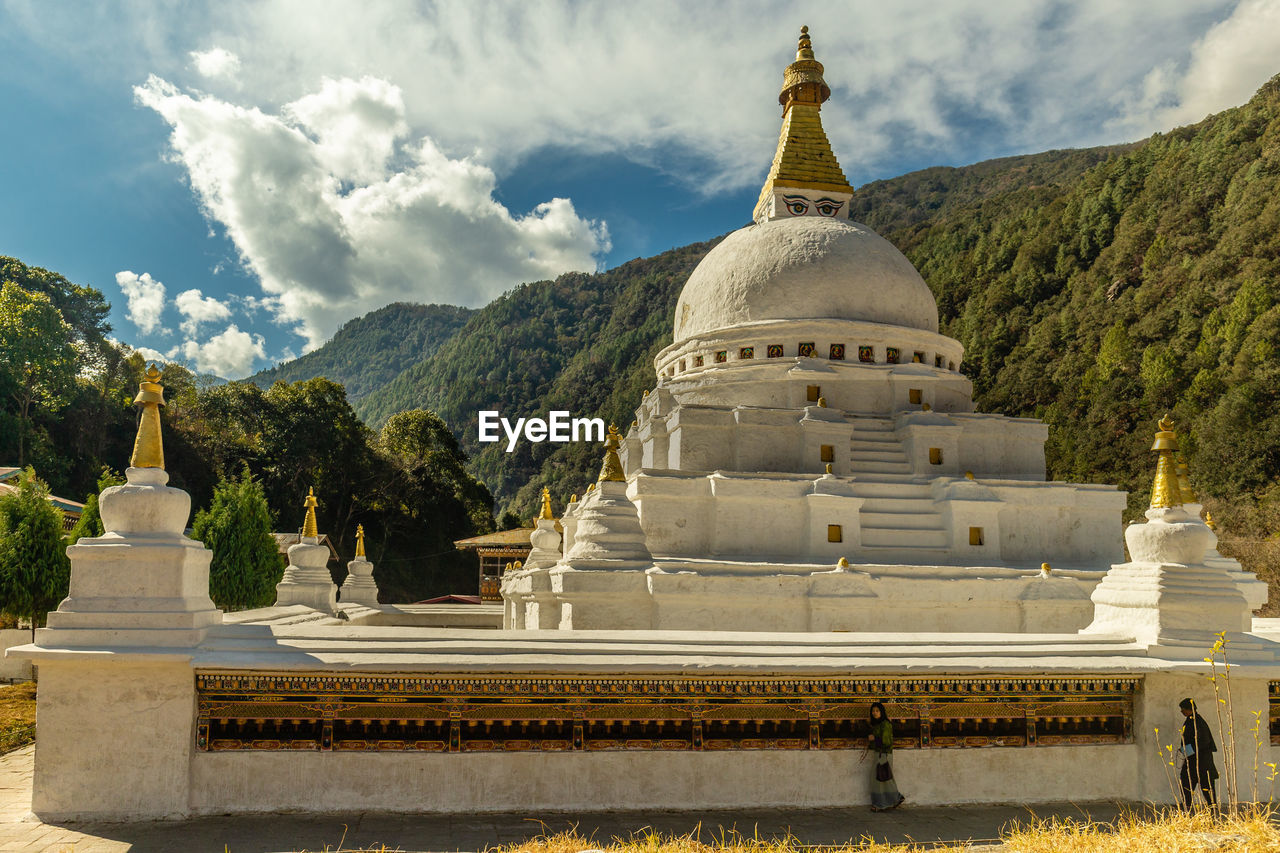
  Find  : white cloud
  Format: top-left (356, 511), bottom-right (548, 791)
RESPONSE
top-left (1113, 0), bottom-right (1280, 134)
top-left (175, 324), bottom-right (266, 378)
top-left (174, 288), bottom-right (232, 335)
top-left (130, 345), bottom-right (170, 364)
top-left (114, 270), bottom-right (167, 335)
top-left (190, 47), bottom-right (240, 80)
top-left (135, 74), bottom-right (610, 349)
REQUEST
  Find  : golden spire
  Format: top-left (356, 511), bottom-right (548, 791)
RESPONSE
top-left (837, 557), bottom-right (849, 569)
top-left (1149, 415), bottom-right (1184, 509)
top-left (598, 424), bottom-right (626, 482)
top-left (1206, 512), bottom-right (1217, 531)
top-left (130, 364), bottom-right (166, 469)
top-left (753, 26), bottom-right (853, 222)
top-left (355, 523), bottom-right (365, 558)
top-left (570, 493), bottom-right (579, 503)
top-left (301, 487), bottom-right (320, 539)
top-left (539, 487), bottom-right (554, 520)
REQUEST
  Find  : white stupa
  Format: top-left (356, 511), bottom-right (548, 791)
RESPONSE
top-left (505, 28), bottom-right (1264, 632)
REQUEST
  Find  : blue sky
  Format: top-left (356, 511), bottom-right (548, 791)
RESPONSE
top-left (2, 1), bottom-right (1278, 378)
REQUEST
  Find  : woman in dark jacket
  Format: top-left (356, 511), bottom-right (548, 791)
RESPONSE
top-left (867, 702), bottom-right (905, 811)
top-left (1178, 697), bottom-right (1219, 809)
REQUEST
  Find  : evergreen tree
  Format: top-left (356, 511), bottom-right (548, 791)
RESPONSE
top-left (67, 467), bottom-right (126, 544)
top-left (0, 468), bottom-right (72, 634)
top-left (191, 468), bottom-right (283, 610)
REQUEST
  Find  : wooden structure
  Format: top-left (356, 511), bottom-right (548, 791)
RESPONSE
top-left (453, 528), bottom-right (535, 601)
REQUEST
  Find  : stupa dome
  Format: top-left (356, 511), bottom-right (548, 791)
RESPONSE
top-left (673, 216), bottom-right (940, 343)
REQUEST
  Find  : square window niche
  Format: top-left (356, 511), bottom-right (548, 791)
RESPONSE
top-left (806, 385), bottom-right (821, 402)
top-left (678, 359), bottom-right (685, 372)
top-left (908, 388), bottom-right (922, 404)
top-left (739, 346), bottom-right (754, 359)
top-left (829, 343), bottom-right (845, 360)
top-left (798, 341), bottom-right (816, 357)
top-left (828, 524), bottom-right (843, 543)
top-left (886, 347), bottom-right (900, 364)
top-left (858, 346), bottom-right (874, 363)
top-left (767, 344), bottom-right (784, 358)
top-left (935, 355), bottom-right (944, 368)
top-left (929, 447), bottom-right (943, 465)
top-left (715, 351), bottom-right (727, 363)
top-left (969, 526), bottom-right (984, 546)
top-left (913, 351), bottom-right (925, 363)
top-left (820, 444), bottom-right (834, 463)
top-left (694, 355), bottom-right (704, 367)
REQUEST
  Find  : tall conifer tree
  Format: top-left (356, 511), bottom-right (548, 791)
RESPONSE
top-left (192, 468), bottom-right (283, 610)
top-left (0, 468), bottom-right (72, 635)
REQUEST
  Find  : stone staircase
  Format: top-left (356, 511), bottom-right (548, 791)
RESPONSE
top-left (848, 418), bottom-right (949, 559)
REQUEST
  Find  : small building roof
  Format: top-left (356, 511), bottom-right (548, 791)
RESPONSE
top-left (414, 594), bottom-right (482, 605)
top-left (0, 472), bottom-right (85, 518)
top-left (454, 528), bottom-right (534, 549)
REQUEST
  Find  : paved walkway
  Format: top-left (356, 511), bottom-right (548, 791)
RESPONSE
top-left (0, 746), bottom-right (1139, 852)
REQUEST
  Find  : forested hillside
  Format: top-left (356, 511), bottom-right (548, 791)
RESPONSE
top-left (248, 303), bottom-right (473, 400)
top-left (0, 257), bottom-right (493, 602)
top-left (356, 239), bottom-right (725, 510)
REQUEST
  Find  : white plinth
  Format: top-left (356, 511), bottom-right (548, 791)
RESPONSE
top-left (275, 538), bottom-right (338, 613)
top-left (339, 557), bottom-right (380, 608)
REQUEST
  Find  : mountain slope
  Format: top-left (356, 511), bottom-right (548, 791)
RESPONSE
top-left (356, 239), bottom-right (722, 506)
top-left (249, 303), bottom-right (473, 400)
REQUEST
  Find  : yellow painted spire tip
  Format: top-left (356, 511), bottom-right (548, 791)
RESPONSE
top-left (129, 365), bottom-right (167, 469)
top-left (302, 487), bottom-right (320, 539)
top-left (539, 486), bottom-right (554, 520)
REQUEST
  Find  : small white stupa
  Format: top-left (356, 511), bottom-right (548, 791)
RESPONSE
top-left (42, 365), bottom-right (222, 646)
top-left (339, 524), bottom-right (381, 608)
top-left (1085, 416), bottom-right (1255, 656)
top-left (523, 489), bottom-right (563, 570)
top-left (274, 488), bottom-right (338, 613)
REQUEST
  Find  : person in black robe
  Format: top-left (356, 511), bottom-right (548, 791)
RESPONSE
top-left (1178, 697), bottom-right (1219, 810)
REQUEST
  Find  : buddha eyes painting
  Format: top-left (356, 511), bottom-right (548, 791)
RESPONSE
top-left (781, 195), bottom-right (843, 217)
top-left (783, 196), bottom-right (809, 215)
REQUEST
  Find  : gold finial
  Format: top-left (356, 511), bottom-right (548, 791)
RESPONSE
top-left (504, 561), bottom-right (513, 574)
top-left (825, 463), bottom-right (833, 474)
top-left (1205, 511), bottom-right (1217, 531)
top-left (598, 424), bottom-right (626, 482)
top-left (570, 493), bottom-right (579, 503)
top-left (539, 487), bottom-right (554, 520)
top-left (643, 389), bottom-right (649, 398)
top-left (129, 364), bottom-right (167, 469)
top-left (301, 487), bottom-right (319, 539)
top-left (355, 523), bottom-right (365, 558)
top-left (922, 403), bottom-right (932, 412)
top-left (631, 419), bottom-right (637, 428)
top-left (513, 560), bottom-right (522, 570)
top-left (817, 396), bottom-right (827, 408)
top-left (964, 471), bottom-right (974, 480)
top-left (1041, 562), bottom-right (1052, 576)
top-left (1175, 452), bottom-right (1197, 504)
top-left (837, 557), bottom-right (849, 569)
top-left (1149, 415), bottom-right (1183, 509)
top-left (587, 483), bottom-right (595, 493)
top-left (754, 24), bottom-right (850, 222)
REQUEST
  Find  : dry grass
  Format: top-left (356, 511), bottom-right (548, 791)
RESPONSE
top-left (0, 681), bottom-right (36, 754)
top-left (488, 807), bottom-right (1279, 853)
